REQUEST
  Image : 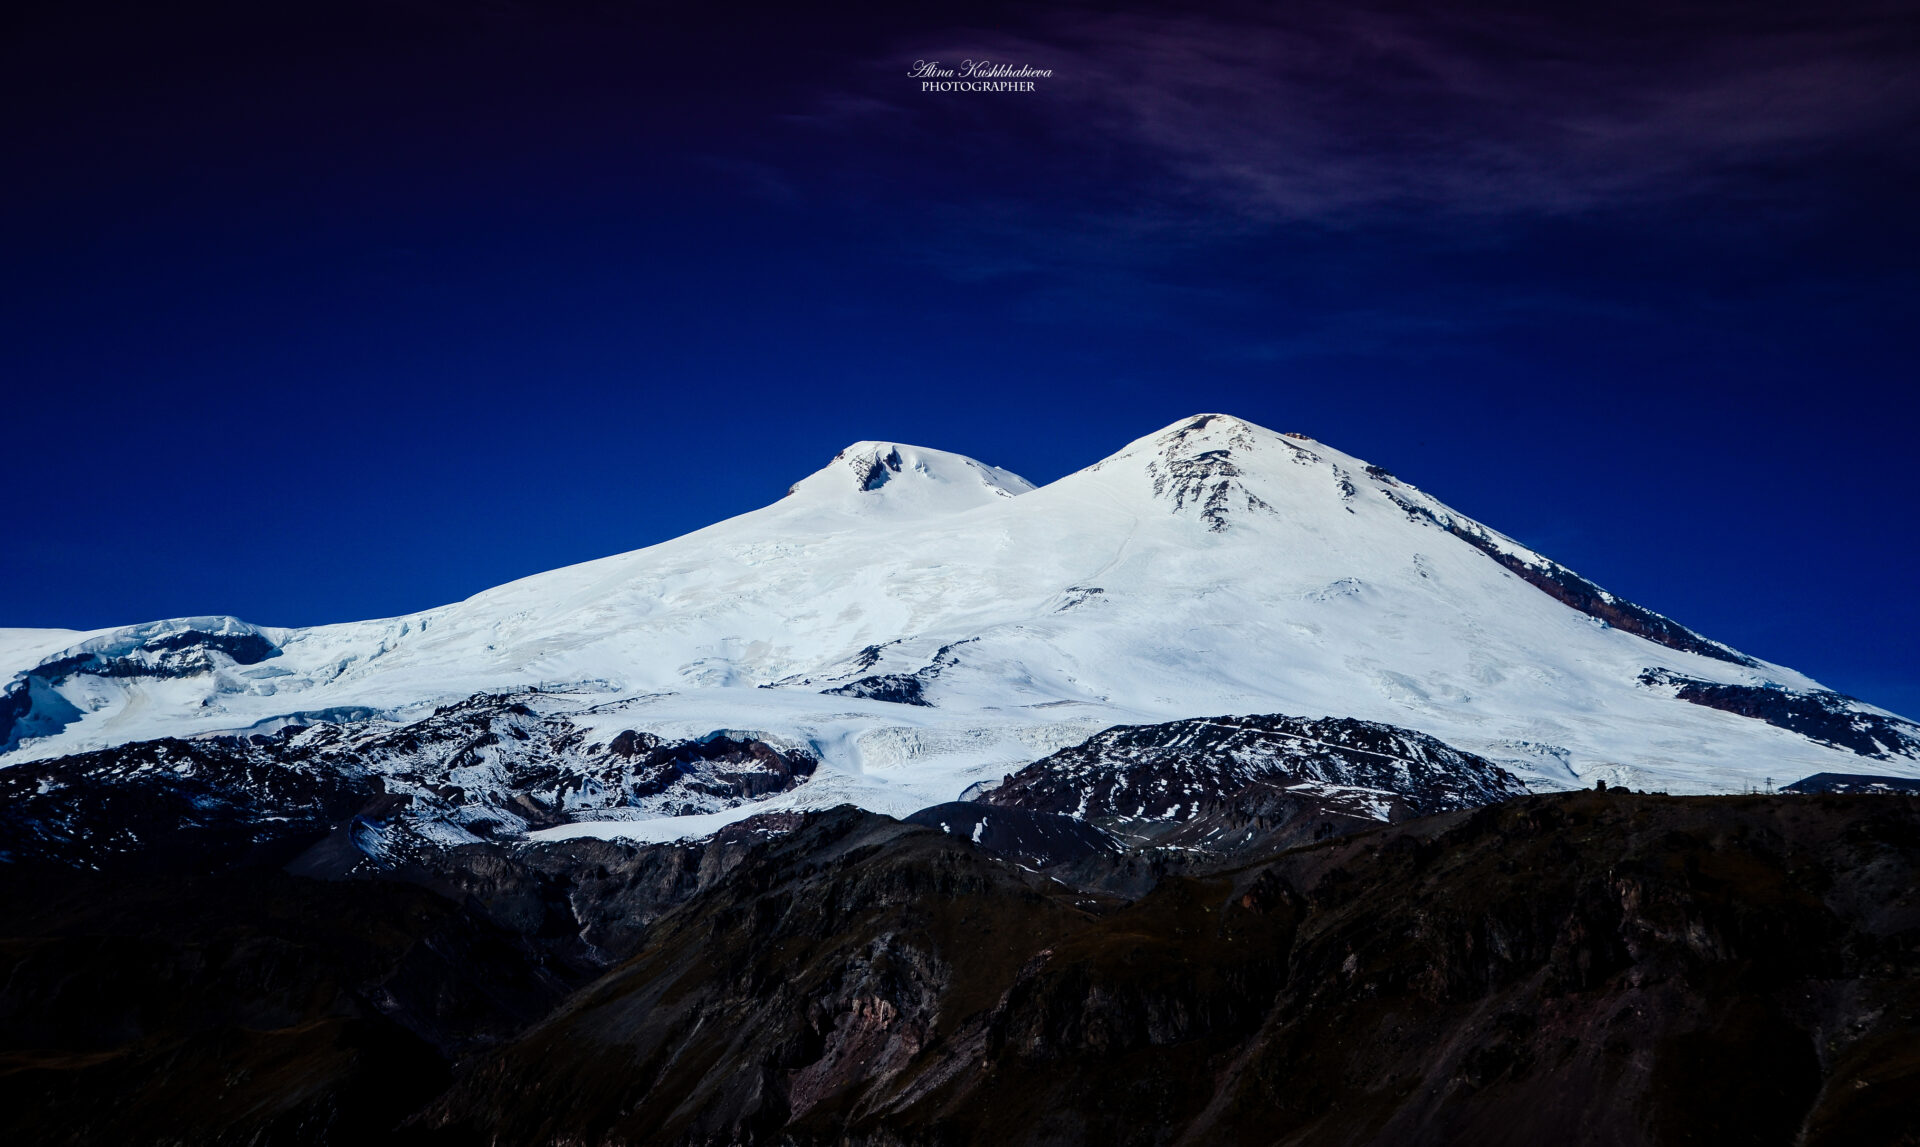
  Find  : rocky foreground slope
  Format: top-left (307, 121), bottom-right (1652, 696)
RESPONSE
top-left (2, 789), bottom-right (1915, 1146)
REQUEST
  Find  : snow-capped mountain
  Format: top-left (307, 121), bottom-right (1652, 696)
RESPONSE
top-left (3, 415), bottom-right (1915, 848)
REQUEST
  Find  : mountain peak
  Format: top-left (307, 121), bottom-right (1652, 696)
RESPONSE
top-left (4, 411), bottom-right (1905, 805)
top-left (1115, 413), bottom-right (1320, 462)
top-left (1158, 412), bottom-right (1321, 444)
top-left (782, 440), bottom-right (1035, 513)
top-left (1074, 413), bottom-right (1343, 532)
top-left (1170, 412), bottom-right (1254, 435)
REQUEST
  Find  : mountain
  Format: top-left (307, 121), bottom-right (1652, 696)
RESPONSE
top-left (2, 415), bottom-right (1916, 857)
top-left (11, 792), bottom-right (1914, 1146)
top-left (7, 415), bottom-right (1920, 1146)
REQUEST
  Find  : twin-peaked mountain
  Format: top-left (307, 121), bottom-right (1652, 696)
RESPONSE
top-left (1, 414), bottom-right (1915, 859)
top-left (6, 415), bottom-right (1918, 1147)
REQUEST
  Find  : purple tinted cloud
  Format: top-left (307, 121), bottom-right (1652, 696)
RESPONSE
top-left (896, 2), bottom-right (1918, 219)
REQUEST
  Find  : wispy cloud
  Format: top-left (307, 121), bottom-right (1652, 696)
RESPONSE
top-left (886, 1), bottom-right (1917, 220)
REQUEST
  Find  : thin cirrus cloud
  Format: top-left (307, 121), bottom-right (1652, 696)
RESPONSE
top-left (893, 1), bottom-right (1917, 222)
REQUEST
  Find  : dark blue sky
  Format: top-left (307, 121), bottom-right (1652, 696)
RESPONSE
top-left (5, 1), bottom-right (1918, 713)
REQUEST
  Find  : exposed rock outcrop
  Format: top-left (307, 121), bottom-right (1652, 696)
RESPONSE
top-left (981, 712), bottom-right (1527, 858)
top-left (1642, 669), bottom-right (1920, 759)
top-left (0, 693), bottom-right (815, 870)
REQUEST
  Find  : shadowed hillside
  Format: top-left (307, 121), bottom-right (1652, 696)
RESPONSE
top-left (4, 790), bottom-right (1914, 1145)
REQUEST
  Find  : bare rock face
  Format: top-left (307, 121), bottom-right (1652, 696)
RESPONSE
top-left (1141, 414), bottom-right (1277, 532)
top-left (903, 802), bottom-right (1122, 869)
top-left (0, 693), bottom-right (816, 872)
top-left (980, 713), bottom-right (1527, 860)
top-left (0, 732), bottom-right (378, 871)
top-left (1785, 773), bottom-right (1920, 794)
top-left (1642, 668), bottom-right (1920, 760)
top-left (822, 673), bottom-right (929, 705)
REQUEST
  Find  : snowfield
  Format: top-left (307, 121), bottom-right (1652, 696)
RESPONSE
top-left (4, 415), bottom-right (1915, 842)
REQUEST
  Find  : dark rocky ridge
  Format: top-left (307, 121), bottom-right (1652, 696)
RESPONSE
top-left (417, 794), bottom-right (1920, 1146)
top-left (1784, 773), bottom-right (1920, 795)
top-left (903, 802), bottom-right (1121, 869)
top-left (0, 693), bottom-right (816, 871)
top-left (1379, 489), bottom-right (1756, 666)
top-left (819, 640), bottom-right (973, 707)
top-left (3, 793), bottom-right (1917, 1144)
top-left (595, 727), bottom-right (816, 806)
top-left (0, 731), bottom-right (375, 871)
top-left (1642, 668), bottom-right (1920, 760)
top-left (0, 861), bottom-right (588, 1145)
top-left (0, 809), bottom-right (830, 1146)
top-left (824, 673), bottom-right (929, 706)
top-left (983, 713), bottom-right (1526, 845)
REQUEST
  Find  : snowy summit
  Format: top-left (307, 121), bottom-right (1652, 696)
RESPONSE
top-left (3, 413), bottom-right (1915, 845)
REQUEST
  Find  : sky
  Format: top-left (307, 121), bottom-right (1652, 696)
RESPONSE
top-left (4, 0), bottom-right (1918, 714)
